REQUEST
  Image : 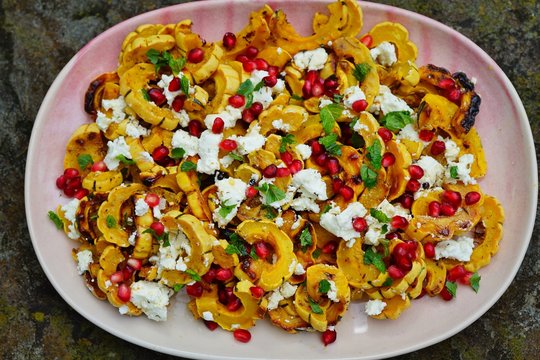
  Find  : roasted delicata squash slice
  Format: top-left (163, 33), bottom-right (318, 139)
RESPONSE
top-left (64, 123), bottom-right (107, 176)
top-left (367, 22), bottom-right (418, 63)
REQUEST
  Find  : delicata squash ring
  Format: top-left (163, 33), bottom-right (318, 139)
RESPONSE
top-left (49, 0), bottom-right (504, 345)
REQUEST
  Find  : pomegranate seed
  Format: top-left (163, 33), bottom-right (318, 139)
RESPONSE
top-left (168, 77), bottom-right (180, 91)
top-left (396, 256), bottom-right (412, 271)
top-left (147, 88), bottom-right (166, 106)
top-left (222, 32), bottom-right (236, 49)
top-left (250, 102), bottom-right (263, 116)
top-left (228, 94), bottom-right (245, 108)
top-left (406, 179), bottom-right (421, 193)
top-left (219, 139), bottom-right (238, 151)
top-left (241, 109), bottom-right (255, 123)
top-left (352, 99), bottom-right (368, 112)
top-left (430, 140), bottom-right (446, 155)
top-left (332, 178), bottom-right (343, 193)
top-left (245, 186), bottom-right (258, 198)
top-left (243, 60), bottom-right (257, 72)
top-left (404, 240), bottom-right (418, 254)
top-left (438, 78), bottom-right (455, 90)
top-left (65, 177), bottom-right (82, 190)
top-left (90, 161), bottom-right (107, 172)
top-left (144, 193), bottom-right (160, 207)
top-left (302, 81), bottom-right (312, 98)
top-left (245, 46), bottom-right (259, 59)
top-left (400, 194), bottom-right (413, 209)
top-left (440, 203), bottom-right (456, 216)
top-left (423, 242), bottom-right (436, 258)
top-left (215, 268), bottom-right (233, 282)
top-left (262, 164), bottom-right (277, 178)
top-left (352, 217), bottom-right (368, 232)
top-left (324, 77), bottom-right (339, 90)
top-left (442, 190), bottom-right (462, 207)
top-left (126, 258), bottom-right (142, 270)
top-left (428, 201), bottom-right (441, 217)
top-left (391, 215), bottom-right (409, 229)
top-left (150, 221), bottom-right (165, 236)
top-left (322, 241), bottom-right (338, 254)
top-left (288, 160), bottom-right (303, 174)
top-left (310, 140), bottom-right (324, 156)
top-left (236, 54), bottom-right (249, 63)
top-left (381, 152), bottom-right (395, 167)
top-left (315, 153), bottom-right (328, 167)
top-left (117, 283), bottom-right (131, 302)
top-left (74, 188), bottom-right (89, 199)
top-left (458, 271), bottom-right (474, 286)
top-left (418, 129), bottom-right (435, 142)
top-left (64, 168), bottom-right (79, 179)
top-left (311, 82), bottom-right (324, 97)
top-left (387, 265), bottom-right (404, 279)
top-left (186, 282), bottom-right (203, 297)
top-left (250, 286), bottom-right (264, 298)
top-left (276, 167), bottom-right (291, 177)
top-left (123, 265), bottom-right (134, 280)
top-left (263, 75), bottom-right (277, 87)
top-left (188, 120), bottom-right (203, 137)
top-left (171, 95), bottom-right (185, 112)
top-left (359, 34), bottom-right (373, 48)
top-left (267, 66), bottom-right (279, 76)
top-left (446, 88), bottom-right (462, 103)
top-left (280, 151), bottom-right (293, 166)
top-left (188, 48), bottom-right (204, 63)
top-left (152, 146), bottom-right (169, 161)
top-left (447, 265), bottom-right (467, 282)
top-left (205, 320), bottom-right (219, 331)
top-left (465, 191), bottom-right (481, 205)
top-left (63, 187), bottom-right (76, 197)
top-left (202, 268), bottom-right (216, 283)
top-left (110, 271), bottom-right (124, 283)
top-left (377, 128), bottom-right (393, 142)
top-left (440, 286), bottom-right (453, 301)
top-left (326, 157), bottom-right (340, 175)
top-left (385, 232), bottom-right (399, 240)
top-left (254, 58), bottom-right (268, 70)
top-left (227, 297), bottom-right (242, 311)
top-left (56, 175), bottom-right (67, 189)
top-left (233, 329), bottom-right (251, 343)
top-left (254, 241), bottom-right (270, 258)
top-left (305, 70), bottom-right (318, 84)
top-left (218, 287), bottom-right (231, 304)
top-left (212, 117), bottom-right (225, 134)
top-left (339, 185), bottom-right (354, 201)
top-left (322, 329), bottom-right (337, 346)
top-left (408, 165), bottom-right (424, 180)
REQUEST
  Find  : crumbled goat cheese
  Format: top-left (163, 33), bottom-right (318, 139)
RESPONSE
top-left (294, 262), bottom-right (306, 275)
top-left (128, 231), bottom-right (137, 246)
top-left (202, 311), bottom-right (214, 321)
top-left (365, 299), bottom-right (387, 316)
top-left (252, 86), bottom-right (274, 109)
top-left (219, 154), bottom-right (235, 168)
top-left (292, 169), bottom-right (328, 201)
top-left (197, 130), bottom-right (223, 174)
top-left (135, 198), bottom-right (150, 216)
top-left (446, 154), bottom-right (476, 185)
top-left (416, 156), bottom-right (445, 187)
top-left (291, 195), bottom-right (320, 213)
top-left (377, 199), bottom-right (411, 220)
top-left (369, 85), bottom-right (413, 115)
top-left (441, 136), bottom-right (460, 162)
top-left (343, 86), bottom-right (366, 109)
top-left (291, 216), bottom-right (302, 230)
top-left (275, 216), bottom-right (284, 227)
top-left (326, 280), bottom-right (339, 302)
top-left (266, 282), bottom-right (298, 311)
top-left (293, 48), bottom-right (328, 71)
top-left (171, 129), bottom-right (199, 157)
top-left (204, 105), bottom-right (243, 130)
top-left (320, 202), bottom-right (368, 246)
top-left (250, 70), bottom-right (269, 85)
top-left (61, 198), bottom-right (81, 240)
top-left (229, 123), bottom-right (266, 155)
top-left (96, 96), bottom-right (127, 131)
top-left (435, 236), bottom-right (475, 262)
top-left (319, 97), bottom-right (334, 109)
top-left (76, 250), bottom-right (93, 275)
top-left (118, 305), bottom-right (129, 315)
top-left (353, 120), bottom-right (369, 133)
top-left (137, 151), bottom-right (154, 164)
top-left (130, 281), bottom-right (172, 321)
top-left (157, 229), bottom-right (192, 275)
top-left (213, 177), bottom-right (248, 227)
top-left (103, 136), bottom-right (132, 170)
top-left (370, 41), bottom-right (397, 67)
top-left (397, 124), bottom-right (421, 142)
top-left (272, 119), bottom-right (291, 132)
top-left (295, 144), bottom-right (312, 160)
top-left (125, 118), bottom-right (149, 138)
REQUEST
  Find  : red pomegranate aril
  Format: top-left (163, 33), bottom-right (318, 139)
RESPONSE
top-left (218, 287), bottom-right (233, 304)
top-left (145, 193), bottom-right (160, 207)
top-left (322, 329), bottom-right (337, 346)
top-left (352, 217), bottom-right (368, 232)
top-left (326, 157), bottom-right (340, 175)
top-left (222, 32), bottom-right (237, 49)
top-left (171, 95), bottom-right (185, 112)
top-left (150, 221), bottom-right (165, 236)
top-left (428, 201), bottom-right (441, 217)
top-left (188, 120), bottom-right (203, 137)
top-left (288, 160), bottom-right (303, 174)
top-left (254, 241), bottom-right (270, 258)
top-left (406, 179), bottom-right (421, 193)
top-left (188, 47), bottom-right (204, 63)
top-left (241, 109), bottom-right (255, 123)
top-left (186, 282), bottom-right (203, 298)
top-left (110, 271), bottom-right (124, 284)
top-left (263, 75), bottom-right (278, 88)
top-left (250, 286), bottom-right (265, 298)
top-left (126, 258), bottom-right (142, 271)
top-left (242, 60), bottom-right (257, 72)
top-left (267, 65), bottom-right (279, 76)
top-left (311, 82), bottom-right (324, 97)
top-left (322, 241), bottom-right (338, 254)
top-left (465, 191), bottom-right (481, 205)
top-left (387, 265), bottom-right (404, 279)
top-left (148, 88), bottom-right (166, 106)
top-left (219, 139), bottom-right (238, 151)
top-left (418, 129), bottom-right (435, 142)
top-left (447, 265), bottom-right (467, 282)
top-left (74, 188), bottom-right (89, 200)
top-left (245, 46), bottom-right (259, 59)
top-left (227, 297), bottom-right (242, 311)
top-left (228, 94), bottom-right (245, 108)
top-left (202, 268), bottom-right (217, 283)
top-left (236, 54), bottom-right (249, 63)
top-left (216, 268), bottom-right (233, 282)
top-left (63, 187), bottom-right (76, 197)
top-left (302, 81), bottom-right (312, 98)
top-left (332, 178), bottom-right (343, 193)
top-left (352, 99), bottom-right (368, 112)
top-left (442, 190), bottom-right (462, 207)
top-left (324, 77), bottom-right (339, 90)
top-left (254, 58), bottom-right (269, 70)
top-left (152, 146), bottom-right (169, 161)
top-left (385, 232), bottom-right (400, 240)
top-left (212, 117), bottom-right (225, 134)
top-left (305, 70), bottom-right (318, 84)
top-left (430, 140), bottom-right (446, 155)
top-left (458, 271), bottom-right (474, 286)
top-left (65, 177), bottom-right (82, 190)
top-left (359, 34), bottom-right (373, 48)
top-left (408, 165), bottom-right (424, 180)
top-left (440, 203), bottom-right (456, 216)
top-left (64, 168), bottom-right (79, 179)
top-left (276, 167), bottom-right (291, 178)
top-left (438, 78), bottom-right (455, 90)
top-left (205, 321), bottom-right (219, 331)
top-left (117, 283), bottom-right (131, 302)
top-left (90, 160), bottom-right (107, 172)
top-left (245, 186), bottom-right (258, 198)
top-left (423, 242), bottom-right (436, 258)
top-left (310, 140), bottom-right (324, 156)
top-left (405, 240), bottom-right (418, 254)
top-left (440, 286), bottom-right (453, 301)
top-left (315, 153), bottom-right (328, 167)
top-left (339, 185), bottom-right (354, 201)
top-left (263, 164), bottom-right (278, 178)
top-left (400, 194), bottom-right (413, 209)
top-left (377, 127), bottom-right (393, 142)
top-left (391, 215), bottom-right (409, 229)
top-left (381, 152), bottom-right (396, 168)
top-left (233, 329), bottom-right (251, 343)
top-left (392, 243), bottom-right (409, 259)
top-left (250, 102), bottom-right (264, 116)
top-left (446, 88), bottom-right (462, 103)
top-left (56, 175), bottom-right (67, 189)
top-left (280, 151), bottom-right (293, 166)
top-left (396, 256), bottom-right (412, 271)
top-left (123, 265), bottom-right (134, 280)
top-left (168, 77), bottom-right (181, 91)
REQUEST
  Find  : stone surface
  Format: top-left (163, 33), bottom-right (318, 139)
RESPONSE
top-left (0, 0), bottom-right (538, 359)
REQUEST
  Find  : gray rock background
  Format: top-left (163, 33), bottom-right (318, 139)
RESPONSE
top-left (1, 0), bottom-right (538, 359)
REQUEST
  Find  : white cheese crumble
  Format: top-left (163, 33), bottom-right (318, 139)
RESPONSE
top-left (96, 96), bottom-right (127, 132)
top-left (229, 123), bottom-right (266, 155)
top-left (369, 41), bottom-right (397, 67)
top-left (202, 311), bottom-right (214, 321)
top-left (204, 105), bottom-right (243, 130)
top-left (275, 216), bottom-right (284, 227)
top-left (441, 137), bottom-right (460, 162)
top-left (136, 151), bottom-right (154, 164)
top-left (291, 169), bottom-right (328, 201)
top-left (293, 48), bottom-right (328, 71)
top-left (252, 86), bottom-right (274, 109)
top-left (266, 282), bottom-right (298, 311)
top-left (397, 124), bottom-right (421, 142)
top-left (320, 202), bottom-right (367, 246)
top-left (134, 198), bottom-right (150, 217)
top-left (295, 144), bottom-right (312, 160)
top-left (291, 216), bottom-right (302, 230)
top-left (125, 118), bottom-right (149, 138)
top-left (76, 250), bottom-right (93, 275)
top-left (128, 231), bottom-right (137, 246)
top-left (130, 281), bottom-right (172, 321)
top-left (369, 85), bottom-right (413, 115)
top-left (197, 130), bottom-right (223, 175)
top-left (291, 195), bottom-right (320, 213)
top-left (219, 154), bottom-right (235, 168)
top-left (157, 229), bottom-right (192, 274)
top-left (435, 236), bottom-right (475, 261)
top-left (416, 156), bottom-right (445, 187)
top-left (446, 154), bottom-right (476, 185)
top-left (103, 136), bottom-right (132, 171)
top-left (365, 299), bottom-right (387, 316)
top-left (272, 119), bottom-right (291, 132)
top-left (326, 280), bottom-right (339, 302)
top-left (61, 198), bottom-right (81, 240)
top-left (213, 177), bottom-right (248, 227)
top-left (319, 97), bottom-right (334, 109)
top-left (118, 305), bottom-right (129, 315)
top-left (294, 262), bottom-right (306, 275)
top-left (171, 129), bottom-right (199, 157)
top-left (343, 86), bottom-right (366, 109)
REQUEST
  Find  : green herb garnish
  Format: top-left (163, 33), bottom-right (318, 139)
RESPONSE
top-left (380, 111), bottom-right (413, 132)
top-left (218, 200), bottom-right (237, 218)
top-left (353, 63), bottom-right (371, 83)
top-left (77, 154), bottom-right (93, 170)
top-left (181, 161), bottom-right (197, 172)
top-left (446, 281), bottom-right (457, 297)
top-left (116, 154), bottom-right (135, 165)
top-left (106, 215), bottom-right (117, 228)
top-left (299, 227), bottom-right (312, 252)
top-left (308, 297), bottom-right (324, 314)
top-left (363, 246), bottom-right (386, 273)
top-left (280, 134), bottom-right (296, 153)
top-left (470, 272), bottom-right (481, 293)
top-left (48, 211), bottom-right (64, 229)
top-left (318, 279), bottom-right (331, 294)
top-left (255, 183), bottom-right (286, 205)
top-left (170, 148), bottom-right (186, 160)
top-left (450, 166), bottom-right (459, 179)
top-left (319, 133), bottom-right (342, 156)
top-left (320, 103), bottom-right (344, 134)
top-left (360, 164), bottom-right (378, 188)
top-left (180, 75), bottom-right (190, 95)
top-left (185, 269), bottom-right (201, 282)
top-left (367, 141), bottom-right (382, 170)
top-left (370, 208), bottom-right (390, 223)
top-left (146, 49), bottom-right (186, 75)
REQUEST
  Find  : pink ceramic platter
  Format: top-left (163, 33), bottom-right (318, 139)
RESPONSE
top-left (25, 1), bottom-right (537, 359)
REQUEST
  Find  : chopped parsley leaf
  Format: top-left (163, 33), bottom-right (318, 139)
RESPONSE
top-left (255, 183), bottom-right (286, 205)
top-left (181, 161), bottom-right (197, 172)
top-left (470, 272), bottom-right (481, 293)
top-left (308, 297), bottom-right (323, 314)
top-left (106, 215), bottom-right (117, 228)
top-left (48, 211), bottom-right (64, 229)
top-left (318, 279), bottom-right (331, 294)
top-left (185, 269), bottom-right (201, 282)
top-left (170, 148), bottom-right (186, 160)
top-left (363, 246), bottom-right (386, 273)
top-left (450, 166), bottom-right (459, 179)
top-left (280, 134), bottom-right (296, 153)
top-left (370, 208), bottom-right (390, 223)
top-left (299, 227), bottom-right (312, 252)
top-left (77, 154), bottom-right (93, 170)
